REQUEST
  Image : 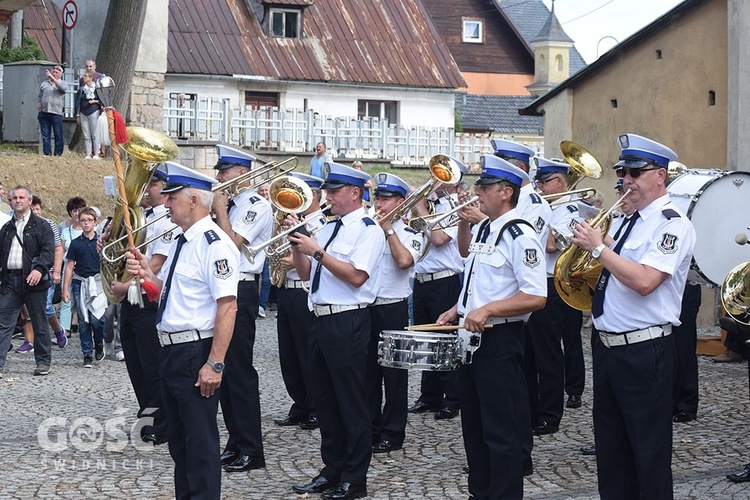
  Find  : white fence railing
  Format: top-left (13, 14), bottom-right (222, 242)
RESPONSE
top-left (161, 98), bottom-right (543, 167)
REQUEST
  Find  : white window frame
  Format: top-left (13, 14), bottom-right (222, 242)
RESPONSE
top-left (462, 19), bottom-right (483, 44)
top-left (270, 8), bottom-right (301, 39)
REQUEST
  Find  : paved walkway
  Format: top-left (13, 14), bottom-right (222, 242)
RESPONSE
top-left (1, 315), bottom-right (749, 499)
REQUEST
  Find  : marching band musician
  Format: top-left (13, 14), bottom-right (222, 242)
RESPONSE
top-left (437, 155), bottom-right (547, 499)
top-left (525, 157), bottom-right (584, 437)
top-left (109, 164), bottom-right (178, 445)
top-left (289, 162), bottom-right (384, 500)
top-left (125, 162), bottom-right (239, 500)
top-left (407, 157), bottom-right (468, 421)
top-left (367, 173), bottom-right (425, 454)
top-left (211, 145), bottom-right (273, 472)
top-left (273, 172), bottom-right (326, 431)
top-left (571, 134), bottom-right (696, 498)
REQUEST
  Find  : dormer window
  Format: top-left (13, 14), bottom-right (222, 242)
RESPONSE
top-left (462, 19), bottom-right (483, 44)
top-left (270, 8), bottom-right (300, 38)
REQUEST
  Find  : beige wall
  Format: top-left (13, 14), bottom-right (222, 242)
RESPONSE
top-left (533, 43), bottom-right (573, 85)
top-left (461, 72), bottom-right (533, 95)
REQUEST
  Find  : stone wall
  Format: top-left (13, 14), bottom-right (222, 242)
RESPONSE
top-left (128, 71), bottom-right (165, 131)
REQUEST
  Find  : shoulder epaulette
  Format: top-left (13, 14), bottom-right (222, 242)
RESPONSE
top-left (567, 204), bottom-right (578, 213)
top-left (662, 208), bottom-right (680, 220)
top-left (362, 217), bottom-right (375, 226)
top-left (404, 227), bottom-right (420, 235)
top-left (249, 196), bottom-right (262, 204)
top-left (204, 230), bottom-right (220, 244)
top-left (508, 224), bottom-right (524, 239)
top-left (529, 193), bottom-right (542, 204)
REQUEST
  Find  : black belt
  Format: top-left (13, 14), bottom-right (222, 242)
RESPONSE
top-left (6, 269), bottom-right (23, 276)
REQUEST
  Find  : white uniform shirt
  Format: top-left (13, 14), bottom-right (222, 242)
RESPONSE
top-left (145, 204), bottom-right (181, 260)
top-left (373, 219), bottom-right (424, 299)
top-left (593, 194), bottom-right (696, 333)
top-left (457, 208), bottom-right (547, 321)
top-left (229, 189), bottom-right (273, 274)
top-left (545, 202), bottom-right (580, 276)
top-left (156, 215), bottom-right (240, 333)
top-left (414, 194), bottom-right (463, 274)
top-left (285, 209), bottom-right (328, 282)
top-left (308, 207), bottom-right (385, 306)
top-left (517, 183), bottom-right (552, 245)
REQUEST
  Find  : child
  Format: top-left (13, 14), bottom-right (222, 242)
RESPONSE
top-left (62, 207), bottom-right (107, 367)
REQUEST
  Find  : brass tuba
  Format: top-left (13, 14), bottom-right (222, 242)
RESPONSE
top-left (100, 127), bottom-right (179, 303)
top-left (721, 261), bottom-right (750, 325)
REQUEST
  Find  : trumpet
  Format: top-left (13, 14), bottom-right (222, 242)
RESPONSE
top-left (542, 187), bottom-right (598, 207)
top-left (101, 156), bottom-right (298, 264)
top-left (408, 196), bottom-right (479, 233)
top-left (242, 209), bottom-right (329, 263)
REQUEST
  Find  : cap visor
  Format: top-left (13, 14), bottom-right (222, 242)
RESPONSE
top-left (613, 159), bottom-right (651, 169)
top-left (321, 180), bottom-right (349, 189)
top-left (474, 176), bottom-right (504, 186)
top-left (161, 183), bottom-right (188, 194)
top-left (373, 189), bottom-right (400, 197)
top-left (534, 172), bottom-right (554, 181)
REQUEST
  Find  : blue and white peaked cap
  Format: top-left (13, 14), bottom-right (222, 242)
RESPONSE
top-left (321, 161), bottom-right (371, 189)
top-left (161, 161), bottom-right (218, 193)
top-left (151, 163), bottom-right (168, 182)
top-left (491, 138), bottom-right (535, 163)
top-left (291, 172), bottom-right (324, 189)
top-left (614, 134), bottom-right (677, 169)
top-left (214, 145), bottom-right (256, 170)
top-left (373, 172), bottom-right (410, 198)
top-left (534, 157), bottom-right (570, 181)
top-left (475, 155), bottom-right (529, 187)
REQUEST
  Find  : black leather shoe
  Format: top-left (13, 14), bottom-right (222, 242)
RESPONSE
top-left (523, 458), bottom-right (533, 477)
top-left (142, 433), bottom-right (168, 445)
top-left (672, 410), bottom-right (697, 423)
top-left (274, 415), bottom-right (302, 426)
top-left (434, 406), bottom-right (459, 420)
top-left (223, 454), bottom-right (266, 472)
top-left (580, 445), bottom-right (596, 456)
top-left (299, 416), bottom-right (319, 430)
top-left (462, 465), bottom-right (470, 474)
top-left (531, 421), bottom-right (559, 436)
top-left (727, 463), bottom-right (750, 483)
top-left (407, 400), bottom-right (439, 414)
top-left (292, 475), bottom-right (335, 494)
top-left (566, 395), bottom-right (582, 409)
top-left (372, 439), bottom-right (402, 454)
top-left (321, 482), bottom-right (367, 500)
top-left (220, 450), bottom-right (240, 465)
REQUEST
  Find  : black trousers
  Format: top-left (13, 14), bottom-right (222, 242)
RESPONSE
top-left (220, 279), bottom-right (264, 457)
top-left (161, 337), bottom-right (221, 500)
top-left (366, 300), bottom-right (409, 445)
top-left (460, 321), bottom-right (528, 500)
top-left (277, 286), bottom-right (315, 420)
top-left (562, 301), bottom-right (584, 397)
top-left (120, 300), bottom-right (166, 436)
top-left (310, 308), bottom-right (371, 485)
top-left (672, 283), bottom-right (701, 415)
top-left (593, 330), bottom-right (675, 500)
top-left (413, 275), bottom-right (461, 408)
top-left (0, 274), bottom-right (50, 368)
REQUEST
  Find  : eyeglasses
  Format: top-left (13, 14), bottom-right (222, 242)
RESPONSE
top-left (615, 167), bottom-right (660, 178)
top-left (535, 175), bottom-right (561, 186)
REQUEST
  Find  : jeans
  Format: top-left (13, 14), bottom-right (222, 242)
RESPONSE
top-left (71, 280), bottom-right (105, 355)
top-left (38, 112), bottom-right (64, 156)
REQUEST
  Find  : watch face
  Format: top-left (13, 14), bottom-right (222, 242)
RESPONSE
top-left (213, 362), bottom-right (224, 372)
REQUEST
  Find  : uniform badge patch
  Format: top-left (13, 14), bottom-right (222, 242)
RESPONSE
top-left (658, 233), bottom-right (678, 254)
top-left (161, 230), bottom-right (173, 243)
top-left (523, 248), bottom-right (540, 268)
top-left (411, 240), bottom-right (422, 252)
top-left (569, 219), bottom-right (577, 231)
top-left (243, 210), bottom-right (257, 224)
top-left (213, 259), bottom-right (233, 279)
top-left (535, 217), bottom-right (545, 234)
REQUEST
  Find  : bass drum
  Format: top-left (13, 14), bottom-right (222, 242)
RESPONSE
top-left (667, 169), bottom-right (750, 286)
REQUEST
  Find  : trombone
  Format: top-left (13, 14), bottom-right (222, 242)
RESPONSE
top-left (242, 209), bottom-right (329, 263)
top-left (408, 196), bottom-right (479, 233)
top-left (101, 156), bottom-right (298, 264)
top-left (542, 187), bottom-right (598, 207)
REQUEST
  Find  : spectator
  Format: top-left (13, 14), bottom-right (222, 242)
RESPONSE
top-left (59, 197), bottom-right (87, 336)
top-left (80, 60), bottom-right (108, 158)
top-left (37, 65), bottom-right (67, 156)
top-left (256, 182), bottom-right (277, 317)
top-left (79, 59), bottom-right (103, 85)
top-left (352, 161), bottom-right (372, 205)
top-left (308, 142), bottom-right (330, 179)
top-left (0, 182), bottom-right (11, 215)
top-left (75, 70), bottom-right (104, 160)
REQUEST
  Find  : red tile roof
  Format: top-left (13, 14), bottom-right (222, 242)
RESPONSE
top-left (23, 0), bottom-right (61, 62)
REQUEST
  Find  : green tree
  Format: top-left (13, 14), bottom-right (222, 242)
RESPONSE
top-left (0, 35), bottom-right (44, 64)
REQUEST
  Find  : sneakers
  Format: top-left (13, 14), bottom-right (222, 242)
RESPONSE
top-left (115, 351), bottom-right (125, 362)
top-left (34, 364), bottom-right (51, 376)
top-left (94, 343), bottom-right (105, 362)
top-left (258, 307), bottom-right (267, 318)
top-left (83, 354), bottom-right (94, 368)
top-left (712, 349), bottom-right (742, 363)
top-left (92, 155), bottom-right (102, 160)
top-left (16, 340), bottom-right (34, 353)
top-left (54, 329), bottom-right (68, 349)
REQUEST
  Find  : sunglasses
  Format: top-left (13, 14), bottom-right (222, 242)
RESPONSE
top-left (615, 167), bottom-right (660, 178)
top-left (535, 175), bottom-right (561, 186)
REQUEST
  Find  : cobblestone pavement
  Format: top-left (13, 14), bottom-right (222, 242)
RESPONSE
top-left (2, 315), bottom-right (750, 499)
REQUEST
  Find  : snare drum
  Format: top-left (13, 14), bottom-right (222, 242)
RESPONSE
top-left (378, 330), bottom-right (460, 371)
top-left (667, 169), bottom-right (750, 286)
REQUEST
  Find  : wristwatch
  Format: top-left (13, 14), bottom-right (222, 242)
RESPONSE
top-left (206, 359), bottom-right (225, 373)
top-left (313, 249), bottom-right (325, 261)
top-left (385, 229), bottom-right (396, 238)
top-left (591, 243), bottom-right (606, 260)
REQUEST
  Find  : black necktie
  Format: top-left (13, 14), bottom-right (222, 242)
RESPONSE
top-left (592, 211), bottom-right (640, 318)
top-left (461, 220), bottom-right (491, 307)
top-left (310, 219), bottom-right (343, 294)
top-left (145, 208), bottom-right (154, 218)
top-left (155, 234), bottom-right (187, 325)
top-left (227, 199), bottom-right (236, 212)
top-left (612, 215), bottom-right (630, 240)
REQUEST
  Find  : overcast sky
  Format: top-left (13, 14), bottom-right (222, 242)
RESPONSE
top-left (544, 0), bottom-right (685, 63)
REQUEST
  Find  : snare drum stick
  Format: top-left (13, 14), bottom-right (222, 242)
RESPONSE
top-left (406, 323), bottom-right (492, 332)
